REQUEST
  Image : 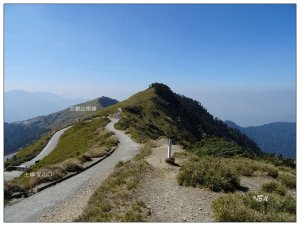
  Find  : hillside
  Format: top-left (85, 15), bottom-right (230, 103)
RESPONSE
top-left (6, 83), bottom-right (262, 184)
top-left (4, 90), bottom-right (86, 123)
top-left (4, 96), bottom-right (118, 155)
top-left (225, 120), bottom-right (296, 159)
top-left (108, 83), bottom-right (261, 155)
top-left (5, 83), bottom-right (296, 223)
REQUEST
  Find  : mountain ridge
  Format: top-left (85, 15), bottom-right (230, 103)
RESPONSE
top-left (105, 83), bottom-right (262, 156)
top-left (225, 120), bottom-right (296, 158)
top-left (4, 96), bottom-right (118, 155)
top-left (5, 90), bottom-right (87, 123)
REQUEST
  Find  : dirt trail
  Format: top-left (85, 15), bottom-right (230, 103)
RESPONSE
top-left (136, 141), bottom-right (294, 222)
top-left (136, 140), bottom-right (221, 222)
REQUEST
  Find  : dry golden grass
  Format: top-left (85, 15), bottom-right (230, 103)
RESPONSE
top-left (87, 147), bottom-right (109, 158)
top-left (28, 158), bottom-right (83, 187)
top-left (76, 142), bottom-right (154, 222)
top-left (61, 158), bottom-right (84, 172)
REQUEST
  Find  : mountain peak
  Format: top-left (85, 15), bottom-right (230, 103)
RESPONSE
top-left (97, 96), bottom-right (119, 107)
top-left (149, 83), bottom-right (174, 99)
top-left (115, 84), bottom-right (262, 155)
top-left (149, 83), bottom-right (172, 91)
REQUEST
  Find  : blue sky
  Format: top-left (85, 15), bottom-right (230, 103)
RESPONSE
top-left (4, 4), bottom-right (296, 126)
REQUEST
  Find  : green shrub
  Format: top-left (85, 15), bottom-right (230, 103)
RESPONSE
top-left (267, 167), bottom-right (279, 178)
top-left (177, 157), bottom-right (240, 192)
top-left (231, 160), bottom-right (255, 176)
top-left (261, 181), bottom-right (287, 196)
top-left (278, 173), bottom-right (296, 189)
top-left (212, 192), bottom-right (296, 222)
top-left (190, 137), bottom-right (248, 157)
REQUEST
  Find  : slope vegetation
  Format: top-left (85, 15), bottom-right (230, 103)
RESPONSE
top-left (4, 96), bottom-right (118, 156)
top-left (107, 83), bottom-right (261, 156)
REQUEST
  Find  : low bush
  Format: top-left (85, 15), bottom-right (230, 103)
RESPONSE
top-left (87, 147), bottom-right (109, 158)
top-left (177, 157), bottom-right (240, 192)
top-left (190, 137), bottom-right (248, 157)
top-left (180, 151), bottom-right (280, 179)
top-left (4, 181), bottom-right (26, 198)
top-left (212, 192), bottom-right (296, 222)
top-left (61, 158), bottom-right (83, 172)
top-left (267, 167), bottom-right (279, 178)
top-left (30, 165), bottom-right (67, 187)
top-left (261, 181), bottom-right (287, 196)
top-left (80, 153), bottom-right (92, 162)
top-left (278, 173), bottom-right (296, 189)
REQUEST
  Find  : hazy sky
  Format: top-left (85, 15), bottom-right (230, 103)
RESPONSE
top-left (4, 4), bottom-right (296, 126)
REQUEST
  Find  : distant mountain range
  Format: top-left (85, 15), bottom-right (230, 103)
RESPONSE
top-left (7, 85), bottom-right (293, 161)
top-left (4, 96), bottom-right (118, 155)
top-left (225, 120), bottom-right (296, 159)
top-left (4, 90), bottom-right (87, 123)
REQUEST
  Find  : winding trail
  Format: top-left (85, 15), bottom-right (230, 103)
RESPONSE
top-left (4, 126), bottom-right (72, 181)
top-left (4, 117), bottom-right (141, 222)
top-left (21, 126), bottom-right (72, 168)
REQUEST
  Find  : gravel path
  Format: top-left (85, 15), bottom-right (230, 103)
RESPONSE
top-left (4, 116), bottom-right (141, 222)
top-left (136, 141), bottom-right (221, 222)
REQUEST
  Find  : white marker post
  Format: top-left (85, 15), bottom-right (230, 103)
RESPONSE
top-left (168, 138), bottom-right (172, 159)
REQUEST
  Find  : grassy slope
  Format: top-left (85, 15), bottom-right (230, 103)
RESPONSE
top-left (4, 132), bottom-right (54, 168)
top-left (79, 84), bottom-right (296, 222)
top-left (30, 117), bottom-right (110, 169)
top-left (47, 97), bottom-right (118, 130)
top-left (4, 97), bottom-right (118, 160)
top-left (101, 84), bottom-right (261, 157)
top-left (8, 84), bottom-right (296, 222)
top-left (12, 116), bottom-right (118, 189)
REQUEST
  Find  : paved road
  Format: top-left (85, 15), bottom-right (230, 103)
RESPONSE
top-left (4, 117), bottom-right (141, 222)
top-left (4, 126), bottom-right (72, 181)
top-left (20, 126), bottom-right (72, 168)
top-left (4, 152), bottom-right (18, 161)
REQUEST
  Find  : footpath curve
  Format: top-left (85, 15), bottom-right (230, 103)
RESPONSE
top-left (4, 117), bottom-right (141, 222)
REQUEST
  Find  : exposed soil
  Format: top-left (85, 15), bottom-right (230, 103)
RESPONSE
top-left (135, 140), bottom-right (220, 222)
top-left (134, 139), bottom-right (294, 222)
